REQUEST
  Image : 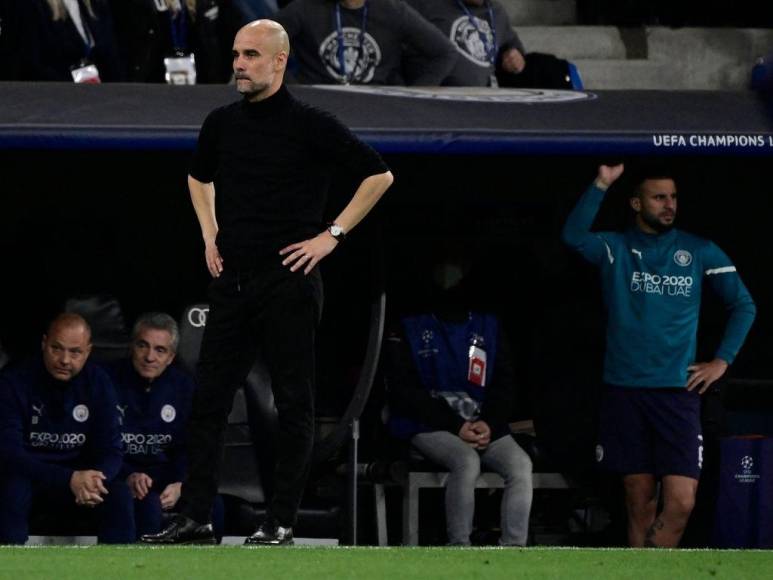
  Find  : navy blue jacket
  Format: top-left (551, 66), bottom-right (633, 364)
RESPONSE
top-left (107, 360), bottom-right (195, 484)
top-left (387, 312), bottom-right (515, 440)
top-left (0, 356), bottom-right (123, 489)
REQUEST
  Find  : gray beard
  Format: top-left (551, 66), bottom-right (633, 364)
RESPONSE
top-left (237, 80), bottom-right (270, 99)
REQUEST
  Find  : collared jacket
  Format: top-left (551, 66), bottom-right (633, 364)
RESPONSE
top-left (562, 183), bottom-right (756, 388)
top-left (0, 356), bottom-right (123, 489)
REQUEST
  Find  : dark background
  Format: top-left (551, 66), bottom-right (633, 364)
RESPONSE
top-left (1, 152), bottom-right (769, 373)
top-left (1, 151), bottom-right (771, 544)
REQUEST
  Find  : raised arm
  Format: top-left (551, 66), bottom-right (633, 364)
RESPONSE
top-left (561, 164), bottom-right (624, 264)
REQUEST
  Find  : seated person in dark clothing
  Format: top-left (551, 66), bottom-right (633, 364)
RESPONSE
top-left (18, 0), bottom-right (123, 81)
top-left (109, 0), bottom-right (236, 83)
top-left (0, 313), bottom-right (134, 544)
top-left (277, 0), bottom-right (457, 85)
top-left (107, 312), bottom-right (222, 540)
top-left (386, 261), bottom-right (532, 546)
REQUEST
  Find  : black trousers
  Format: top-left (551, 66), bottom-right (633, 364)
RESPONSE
top-left (181, 261), bottom-right (323, 527)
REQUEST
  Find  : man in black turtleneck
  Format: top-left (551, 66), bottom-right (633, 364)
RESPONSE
top-left (142, 19), bottom-right (393, 546)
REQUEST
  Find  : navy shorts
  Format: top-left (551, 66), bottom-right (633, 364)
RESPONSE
top-left (596, 385), bottom-right (703, 480)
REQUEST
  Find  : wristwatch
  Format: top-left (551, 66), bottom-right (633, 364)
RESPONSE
top-left (327, 222), bottom-right (346, 242)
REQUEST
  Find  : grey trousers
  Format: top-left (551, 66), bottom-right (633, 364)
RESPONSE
top-left (411, 431), bottom-right (533, 546)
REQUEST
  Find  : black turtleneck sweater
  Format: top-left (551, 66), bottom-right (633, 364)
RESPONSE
top-left (189, 85), bottom-right (388, 268)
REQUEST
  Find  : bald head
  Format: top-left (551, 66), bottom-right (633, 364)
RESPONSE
top-left (46, 313), bottom-right (92, 342)
top-left (42, 313), bottom-right (92, 382)
top-left (237, 19), bottom-right (290, 56)
top-left (233, 19), bottom-right (290, 101)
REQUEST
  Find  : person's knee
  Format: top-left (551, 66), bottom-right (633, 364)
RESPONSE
top-left (624, 477), bottom-right (657, 516)
top-left (448, 449), bottom-right (481, 481)
top-left (664, 488), bottom-right (695, 521)
top-left (504, 448), bottom-right (533, 478)
top-left (624, 476), bottom-right (655, 498)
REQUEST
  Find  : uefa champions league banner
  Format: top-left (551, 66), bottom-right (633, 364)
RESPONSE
top-left (2, 83), bottom-right (773, 155)
top-left (713, 437), bottom-right (773, 549)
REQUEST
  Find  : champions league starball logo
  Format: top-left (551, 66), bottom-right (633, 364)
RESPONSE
top-left (450, 16), bottom-right (493, 67)
top-left (319, 29), bottom-right (381, 84)
top-left (735, 454), bottom-right (760, 484)
top-left (418, 329), bottom-right (438, 358)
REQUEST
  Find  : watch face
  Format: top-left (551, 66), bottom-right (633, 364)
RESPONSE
top-left (330, 225), bottom-right (343, 236)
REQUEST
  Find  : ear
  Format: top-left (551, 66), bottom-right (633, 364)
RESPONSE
top-left (41, 335), bottom-right (47, 351)
top-left (630, 197), bottom-right (641, 212)
top-left (275, 51), bottom-right (288, 70)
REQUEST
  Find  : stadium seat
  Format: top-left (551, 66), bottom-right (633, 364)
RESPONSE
top-left (64, 294), bottom-right (130, 363)
top-left (568, 62), bottom-right (584, 90)
top-left (0, 341), bottom-right (9, 371)
top-left (177, 303), bottom-right (209, 375)
top-left (175, 240), bottom-right (386, 543)
top-left (390, 427), bottom-right (574, 546)
top-left (176, 304), bottom-right (341, 538)
top-left (751, 55), bottom-right (773, 92)
top-left (177, 304), bottom-right (270, 506)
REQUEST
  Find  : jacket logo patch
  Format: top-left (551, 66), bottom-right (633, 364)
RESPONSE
top-left (674, 250), bottom-right (693, 267)
top-left (161, 404), bottom-right (177, 423)
top-left (73, 404), bottom-right (89, 422)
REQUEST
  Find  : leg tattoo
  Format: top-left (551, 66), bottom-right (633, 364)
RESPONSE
top-left (644, 517), bottom-right (665, 547)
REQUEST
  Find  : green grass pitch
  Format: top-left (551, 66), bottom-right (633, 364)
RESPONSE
top-left (1, 546), bottom-right (772, 579)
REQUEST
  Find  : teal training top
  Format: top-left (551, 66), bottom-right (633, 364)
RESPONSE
top-left (562, 184), bottom-right (756, 388)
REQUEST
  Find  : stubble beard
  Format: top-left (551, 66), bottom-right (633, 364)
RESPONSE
top-left (237, 78), bottom-right (270, 100)
top-left (641, 210), bottom-right (676, 233)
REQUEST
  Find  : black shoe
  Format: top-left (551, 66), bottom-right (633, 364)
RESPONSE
top-left (244, 519), bottom-right (294, 546)
top-left (140, 515), bottom-right (216, 545)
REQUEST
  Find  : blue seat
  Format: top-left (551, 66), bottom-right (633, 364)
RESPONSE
top-left (568, 61), bottom-right (584, 90)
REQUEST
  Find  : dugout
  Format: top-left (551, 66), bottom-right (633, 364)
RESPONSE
top-left (1, 83), bottom-right (772, 545)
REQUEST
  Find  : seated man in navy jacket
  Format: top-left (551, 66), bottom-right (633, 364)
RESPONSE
top-left (107, 312), bottom-right (222, 540)
top-left (0, 313), bottom-right (134, 544)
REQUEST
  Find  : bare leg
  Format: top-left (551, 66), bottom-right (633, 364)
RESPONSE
top-left (644, 475), bottom-right (697, 548)
top-left (623, 473), bottom-right (657, 547)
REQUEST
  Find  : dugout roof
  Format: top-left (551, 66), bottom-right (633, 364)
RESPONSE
top-left (1, 82), bottom-right (772, 155)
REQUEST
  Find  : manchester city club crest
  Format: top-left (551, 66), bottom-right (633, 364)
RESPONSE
top-left (73, 404), bottom-right (89, 422)
top-left (450, 15), bottom-right (493, 67)
top-left (161, 404), bottom-right (177, 423)
top-left (319, 29), bottom-right (381, 84)
top-left (674, 249), bottom-right (693, 266)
